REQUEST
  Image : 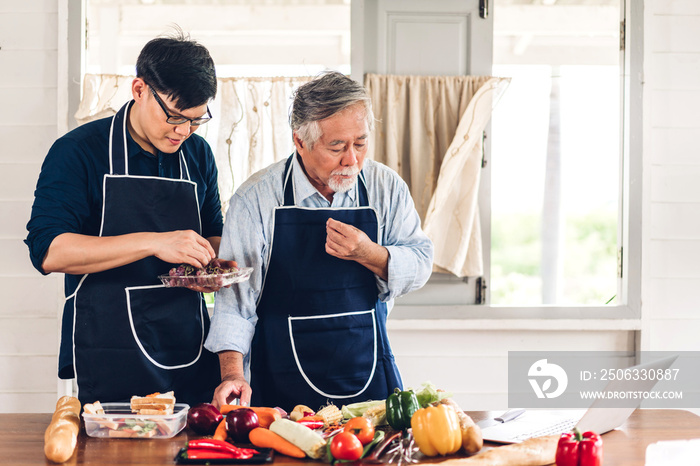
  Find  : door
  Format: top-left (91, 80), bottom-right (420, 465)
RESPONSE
top-left (351, 0), bottom-right (492, 78)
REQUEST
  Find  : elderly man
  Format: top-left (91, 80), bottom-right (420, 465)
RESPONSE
top-left (206, 71), bottom-right (433, 410)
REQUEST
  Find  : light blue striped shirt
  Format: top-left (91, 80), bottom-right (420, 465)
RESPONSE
top-left (204, 154), bottom-right (434, 358)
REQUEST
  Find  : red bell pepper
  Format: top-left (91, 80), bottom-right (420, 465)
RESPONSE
top-left (555, 428), bottom-right (603, 466)
top-left (297, 415), bottom-right (325, 430)
top-left (187, 439), bottom-right (259, 459)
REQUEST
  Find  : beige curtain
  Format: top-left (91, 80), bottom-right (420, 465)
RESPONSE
top-left (365, 74), bottom-right (509, 277)
top-left (74, 74), bottom-right (135, 125)
top-left (74, 73), bottom-right (311, 213)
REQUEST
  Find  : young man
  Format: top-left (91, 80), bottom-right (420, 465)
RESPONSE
top-left (206, 71), bottom-right (434, 411)
top-left (26, 32), bottom-right (228, 405)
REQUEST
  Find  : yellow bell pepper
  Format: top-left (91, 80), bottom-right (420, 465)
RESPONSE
top-left (410, 404), bottom-right (462, 456)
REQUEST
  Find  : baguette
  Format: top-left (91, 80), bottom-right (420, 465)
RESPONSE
top-left (439, 398), bottom-right (484, 455)
top-left (44, 396), bottom-right (81, 463)
top-left (434, 435), bottom-right (559, 466)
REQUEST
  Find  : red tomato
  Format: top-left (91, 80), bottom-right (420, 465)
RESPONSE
top-left (330, 431), bottom-right (364, 461)
top-left (344, 416), bottom-right (375, 445)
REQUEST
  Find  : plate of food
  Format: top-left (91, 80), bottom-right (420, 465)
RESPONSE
top-left (159, 262), bottom-right (253, 288)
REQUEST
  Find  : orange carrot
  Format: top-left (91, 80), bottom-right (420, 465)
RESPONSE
top-left (220, 406), bottom-right (281, 428)
top-left (249, 427), bottom-right (306, 458)
top-left (213, 418), bottom-right (228, 441)
top-left (255, 410), bottom-right (282, 429)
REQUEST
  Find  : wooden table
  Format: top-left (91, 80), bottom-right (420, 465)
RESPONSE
top-left (2, 410), bottom-right (699, 465)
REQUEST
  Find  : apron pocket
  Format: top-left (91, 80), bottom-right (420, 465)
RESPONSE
top-left (288, 309), bottom-right (377, 399)
top-left (126, 285), bottom-right (204, 369)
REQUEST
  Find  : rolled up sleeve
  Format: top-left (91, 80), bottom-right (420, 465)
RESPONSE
top-left (205, 196), bottom-right (265, 356)
top-left (25, 138), bottom-right (94, 275)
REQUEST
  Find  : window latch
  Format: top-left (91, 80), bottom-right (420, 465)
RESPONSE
top-left (476, 277), bottom-right (487, 304)
top-left (480, 0), bottom-right (489, 19)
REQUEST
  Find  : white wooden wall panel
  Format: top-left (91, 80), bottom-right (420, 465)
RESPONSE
top-left (651, 204), bottom-right (700, 239)
top-left (647, 0), bottom-right (700, 16)
top-left (0, 164), bottom-right (42, 201)
top-left (651, 166), bottom-right (700, 202)
top-left (0, 12), bottom-right (58, 49)
top-left (0, 393), bottom-right (58, 414)
top-left (648, 320), bottom-right (700, 351)
top-left (648, 240), bottom-right (700, 278)
top-left (650, 128), bottom-right (700, 165)
top-left (0, 239), bottom-right (43, 280)
top-left (0, 201), bottom-right (33, 237)
top-left (0, 357), bottom-right (56, 393)
top-left (649, 15), bottom-right (700, 53)
top-left (643, 0), bottom-right (700, 356)
top-left (390, 329), bottom-right (635, 355)
top-left (0, 126), bottom-right (57, 164)
top-left (0, 319), bottom-right (58, 355)
top-left (648, 278), bottom-right (700, 319)
top-left (0, 51), bottom-right (57, 87)
top-left (0, 0), bottom-right (57, 13)
top-left (650, 90), bottom-right (700, 128)
top-left (389, 329), bottom-right (634, 410)
top-left (0, 3), bottom-right (61, 413)
top-left (647, 53), bottom-right (700, 90)
top-left (2, 88), bottom-right (58, 126)
top-left (0, 277), bottom-right (61, 318)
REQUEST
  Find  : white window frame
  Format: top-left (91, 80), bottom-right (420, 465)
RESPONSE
top-left (63, 0), bottom-right (642, 327)
top-left (385, 0), bottom-right (642, 326)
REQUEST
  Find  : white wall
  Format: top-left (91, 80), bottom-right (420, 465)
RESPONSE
top-left (388, 324), bottom-right (635, 411)
top-left (0, 0), bottom-right (698, 413)
top-left (641, 0), bottom-right (700, 354)
top-left (0, 0), bottom-right (64, 412)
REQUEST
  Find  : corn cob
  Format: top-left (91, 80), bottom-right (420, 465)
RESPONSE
top-left (363, 402), bottom-right (388, 427)
top-left (315, 404), bottom-right (343, 426)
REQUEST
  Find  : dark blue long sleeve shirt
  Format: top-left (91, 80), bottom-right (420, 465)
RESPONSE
top-left (25, 113), bottom-right (224, 291)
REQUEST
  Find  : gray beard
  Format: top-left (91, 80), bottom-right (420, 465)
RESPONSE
top-left (329, 173), bottom-right (358, 193)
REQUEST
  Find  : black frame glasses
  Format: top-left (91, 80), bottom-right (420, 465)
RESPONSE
top-left (149, 86), bottom-right (212, 126)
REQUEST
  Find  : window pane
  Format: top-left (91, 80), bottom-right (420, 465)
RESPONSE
top-left (491, 1), bottom-right (620, 306)
top-left (85, 0), bottom-right (350, 78)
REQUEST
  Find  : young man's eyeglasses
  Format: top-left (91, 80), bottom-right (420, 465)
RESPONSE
top-left (149, 86), bottom-right (212, 126)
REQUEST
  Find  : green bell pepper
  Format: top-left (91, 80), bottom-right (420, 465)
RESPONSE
top-left (385, 388), bottom-right (420, 431)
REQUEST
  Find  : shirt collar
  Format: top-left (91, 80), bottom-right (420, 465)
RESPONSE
top-left (291, 152), bottom-right (358, 205)
top-left (124, 103), bottom-right (168, 159)
top-left (125, 128), bottom-right (149, 158)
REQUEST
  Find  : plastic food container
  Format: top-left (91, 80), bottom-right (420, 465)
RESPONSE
top-left (159, 267), bottom-right (253, 288)
top-left (82, 402), bottom-right (189, 439)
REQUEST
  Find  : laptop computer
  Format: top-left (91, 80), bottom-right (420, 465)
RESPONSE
top-left (480, 354), bottom-right (679, 444)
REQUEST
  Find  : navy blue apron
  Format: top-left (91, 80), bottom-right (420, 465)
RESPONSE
top-left (70, 101), bottom-right (220, 405)
top-left (249, 155), bottom-right (403, 411)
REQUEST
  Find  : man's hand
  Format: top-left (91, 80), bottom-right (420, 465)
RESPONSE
top-left (325, 218), bottom-right (374, 260)
top-left (154, 230), bottom-right (216, 268)
top-left (186, 259), bottom-right (238, 293)
top-left (212, 351), bottom-right (251, 409)
top-left (326, 218), bottom-right (389, 280)
top-left (211, 376), bottom-right (252, 410)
